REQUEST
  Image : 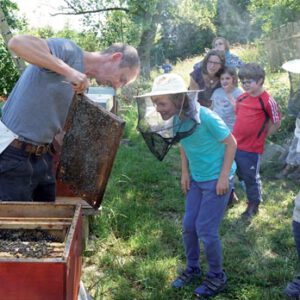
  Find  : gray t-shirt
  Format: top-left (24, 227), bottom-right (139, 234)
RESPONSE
top-left (2, 38), bottom-right (84, 144)
top-left (211, 87), bottom-right (243, 131)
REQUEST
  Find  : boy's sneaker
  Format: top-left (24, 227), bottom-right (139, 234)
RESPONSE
top-left (241, 202), bottom-right (259, 220)
top-left (194, 271), bottom-right (227, 298)
top-left (171, 266), bottom-right (201, 289)
top-left (283, 273), bottom-right (300, 298)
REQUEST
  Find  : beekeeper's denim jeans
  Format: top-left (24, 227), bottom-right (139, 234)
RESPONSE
top-left (0, 145), bottom-right (55, 201)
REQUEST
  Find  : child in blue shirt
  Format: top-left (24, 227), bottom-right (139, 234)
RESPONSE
top-left (137, 73), bottom-right (237, 298)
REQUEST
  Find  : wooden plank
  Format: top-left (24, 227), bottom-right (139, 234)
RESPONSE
top-left (0, 202), bottom-right (77, 218)
top-left (0, 217), bottom-right (73, 222)
top-left (56, 196), bottom-right (101, 216)
top-left (0, 222), bottom-right (70, 230)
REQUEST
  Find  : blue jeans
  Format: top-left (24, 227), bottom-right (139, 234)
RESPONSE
top-left (182, 178), bottom-right (233, 274)
top-left (0, 145), bottom-right (55, 201)
top-left (235, 149), bottom-right (262, 204)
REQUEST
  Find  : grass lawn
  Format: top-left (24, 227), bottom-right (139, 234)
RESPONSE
top-left (81, 49), bottom-right (299, 299)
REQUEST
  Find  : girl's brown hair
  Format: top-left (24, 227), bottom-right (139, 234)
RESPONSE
top-left (221, 66), bottom-right (239, 86)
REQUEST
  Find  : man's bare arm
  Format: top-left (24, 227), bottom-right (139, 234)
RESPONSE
top-left (8, 35), bottom-right (88, 93)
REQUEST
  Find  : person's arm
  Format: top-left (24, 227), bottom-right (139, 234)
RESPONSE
top-left (8, 35), bottom-right (88, 93)
top-left (180, 146), bottom-right (190, 194)
top-left (226, 92), bottom-right (237, 109)
top-left (216, 133), bottom-right (237, 195)
top-left (267, 120), bottom-right (281, 136)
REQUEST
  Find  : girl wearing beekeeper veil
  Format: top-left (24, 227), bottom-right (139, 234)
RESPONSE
top-left (135, 73), bottom-right (237, 298)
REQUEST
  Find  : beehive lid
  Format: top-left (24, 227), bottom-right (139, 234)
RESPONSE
top-left (57, 94), bottom-right (125, 209)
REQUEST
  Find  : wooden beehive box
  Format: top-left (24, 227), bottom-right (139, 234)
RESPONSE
top-left (0, 202), bottom-right (82, 300)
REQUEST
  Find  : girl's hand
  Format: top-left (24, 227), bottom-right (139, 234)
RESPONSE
top-left (216, 175), bottom-right (229, 195)
top-left (181, 171), bottom-right (190, 195)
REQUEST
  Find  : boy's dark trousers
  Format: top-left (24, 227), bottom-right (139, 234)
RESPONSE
top-left (235, 149), bottom-right (262, 204)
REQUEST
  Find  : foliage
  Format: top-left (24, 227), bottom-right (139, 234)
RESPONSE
top-left (53, 0), bottom-right (219, 76)
top-left (0, 0), bottom-right (26, 29)
top-left (214, 0), bottom-right (255, 43)
top-left (248, 0), bottom-right (300, 34)
top-left (0, 40), bottom-right (19, 97)
top-left (152, 0), bottom-right (216, 65)
top-left (0, 0), bottom-right (26, 96)
top-left (21, 25), bottom-right (102, 52)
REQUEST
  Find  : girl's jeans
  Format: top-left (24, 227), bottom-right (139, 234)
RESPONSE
top-left (182, 177), bottom-right (233, 274)
top-left (0, 145), bottom-right (55, 202)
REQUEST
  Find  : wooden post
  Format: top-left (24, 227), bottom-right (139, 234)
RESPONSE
top-left (0, 6), bottom-right (26, 74)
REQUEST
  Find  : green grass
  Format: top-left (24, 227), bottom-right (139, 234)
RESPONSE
top-left (82, 48), bottom-right (299, 299)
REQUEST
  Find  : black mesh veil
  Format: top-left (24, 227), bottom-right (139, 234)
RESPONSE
top-left (136, 92), bottom-right (200, 160)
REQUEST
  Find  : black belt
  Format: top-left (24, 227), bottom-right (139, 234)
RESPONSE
top-left (10, 139), bottom-right (51, 156)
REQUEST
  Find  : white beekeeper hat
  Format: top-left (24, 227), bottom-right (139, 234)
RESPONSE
top-left (282, 59), bottom-right (300, 74)
top-left (135, 73), bottom-right (199, 98)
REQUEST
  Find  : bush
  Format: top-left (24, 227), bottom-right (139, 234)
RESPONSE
top-left (0, 40), bottom-right (19, 97)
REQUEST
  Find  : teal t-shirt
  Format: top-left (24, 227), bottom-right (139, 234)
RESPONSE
top-left (180, 107), bottom-right (236, 182)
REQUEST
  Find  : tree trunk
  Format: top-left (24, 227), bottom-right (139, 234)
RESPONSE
top-left (138, 21), bottom-right (157, 78)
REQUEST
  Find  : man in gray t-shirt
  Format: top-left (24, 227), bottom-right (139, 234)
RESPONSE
top-left (0, 35), bottom-right (140, 202)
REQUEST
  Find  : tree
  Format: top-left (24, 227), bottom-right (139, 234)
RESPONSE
top-left (248, 0), bottom-right (300, 34)
top-left (156, 0), bottom-right (217, 64)
top-left (0, 0), bottom-right (25, 96)
top-left (53, 0), bottom-right (219, 78)
top-left (214, 0), bottom-right (255, 43)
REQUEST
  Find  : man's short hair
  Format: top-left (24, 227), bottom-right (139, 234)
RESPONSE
top-left (102, 43), bottom-right (140, 69)
top-left (238, 63), bottom-right (265, 82)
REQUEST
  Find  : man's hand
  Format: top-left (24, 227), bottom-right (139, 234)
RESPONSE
top-left (66, 70), bottom-right (89, 94)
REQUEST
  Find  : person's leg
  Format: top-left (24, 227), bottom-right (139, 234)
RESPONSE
top-left (32, 152), bottom-right (56, 202)
top-left (283, 220), bottom-right (300, 298)
top-left (0, 145), bottom-right (33, 201)
top-left (183, 179), bottom-right (203, 269)
top-left (283, 192), bottom-right (300, 298)
top-left (196, 178), bottom-right (232, 274)
top-left (293, 220), bottom-right (300, 262)
top-left (235, 150), bottom-right (261, 219)
top-left (172, 179), bottom-right (202, 288)
top-left (193, 178), bottom-right (233, 298)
